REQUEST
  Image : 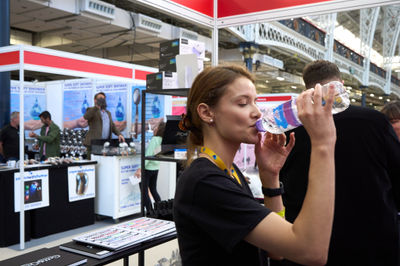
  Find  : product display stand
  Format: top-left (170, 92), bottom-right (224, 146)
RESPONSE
top-left (92, 154), bottom-right (141, 221)
top-left (139, 88), bottom-right (188, 266)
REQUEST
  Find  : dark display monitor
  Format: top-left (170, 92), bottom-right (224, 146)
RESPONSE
top-left (158, 115), bottom-right (188, 155)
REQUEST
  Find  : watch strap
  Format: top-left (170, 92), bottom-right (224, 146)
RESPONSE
top-left (262, 181), bottom-right (284, 197)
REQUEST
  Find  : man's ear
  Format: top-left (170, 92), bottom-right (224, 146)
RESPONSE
top-left (197, 103), bottom-right (214, 123)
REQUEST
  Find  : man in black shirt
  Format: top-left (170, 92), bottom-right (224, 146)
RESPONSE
top-left (0, 111), bottom-right (20, 161)
top-left (280, 60), bottom-right (400, 266)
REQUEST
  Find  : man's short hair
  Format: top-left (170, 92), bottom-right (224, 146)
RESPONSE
top-left (39, 111), bottom-right (51, 120)
top-left (94, 92), bottom-right (106, 100)
top-left (10, 111), bottom-right (19, 120)
top-left (303, 60), bottom-right (341, 89)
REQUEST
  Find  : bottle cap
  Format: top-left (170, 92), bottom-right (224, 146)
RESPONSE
top-left (255, 120), bottom-right (266, 132)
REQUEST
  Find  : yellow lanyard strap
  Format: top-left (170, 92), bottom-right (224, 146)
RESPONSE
top-left (200, 146), bottom-right (241, 185)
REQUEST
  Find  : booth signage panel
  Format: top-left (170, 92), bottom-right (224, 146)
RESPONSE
top-left (67, 165), bottom-right (96, 202)
top-left (95, 82), bottom-right (129, 135)
top-left (14, 170), bottom-right (50, 212)
top-left (63, 79), bottom-right (93, 129)
top-left (119, 157), bottom-right (141, 212)
top-left (0, 51), bottom-right (19, 66)
top-left (10, 82), bottom-right (46, 137)
top-left (170, 0), bottom-right (213, 17)
top-left (218, 0), bottom-right (334, 17)
top-left (135, 69), bottom-right (154, 81)
top-left (24, 51), bottom-right (134, 79)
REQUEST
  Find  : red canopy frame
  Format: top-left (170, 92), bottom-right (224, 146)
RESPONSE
top-left (0, 44), bottom-right (155, 249)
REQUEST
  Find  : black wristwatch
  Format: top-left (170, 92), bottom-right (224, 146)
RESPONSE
top-left (262, 182), bottom-right (284, 197)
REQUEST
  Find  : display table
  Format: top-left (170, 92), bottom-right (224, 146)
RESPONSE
top-left (93, 154), bottom-right (141, 220)
top-left (0, 161), bottom-right (97, 247)
top-left (0, 234), bottom-right (177, 266)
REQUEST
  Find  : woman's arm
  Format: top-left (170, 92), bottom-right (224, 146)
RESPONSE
top-left (246, 85), bottom-right (336, 265)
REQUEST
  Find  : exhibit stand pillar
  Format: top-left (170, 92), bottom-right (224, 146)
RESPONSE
top-left (0, 0), bottom-right (10, 127)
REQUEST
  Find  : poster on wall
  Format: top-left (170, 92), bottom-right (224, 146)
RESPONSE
top-left (14, 169), bottom-right (49, 212)
top-left (96, 82), bottom-right (128, 136)
top-left (131, 85), bottom-right (165, 142)
top-left (67, 165), bottom-right (96, 202)
top-left (10, 83), bottom-right (46, 137)
top-left (172, 96), bottom-right (186, 116)
top-left (63, 79), bottom-right (93, 130)
top-left (119, 156), bottom-right (141, 213)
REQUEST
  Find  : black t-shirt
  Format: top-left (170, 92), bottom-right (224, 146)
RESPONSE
top-left (174, 158), bottom-right (270, 266)
top-left (0, 124), bottom-right (20, 160)
top-left (280, 105), bottom-right (400, 266)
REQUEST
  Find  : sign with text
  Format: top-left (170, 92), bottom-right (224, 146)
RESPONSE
top-left (68, 165), bottom-right (96, 202)
top-left (14, 169), bottom-right (49, 212)
top-left (119, 156), bottom-right (141, 213)
top-left (63, 79), bottom-right (93, 130)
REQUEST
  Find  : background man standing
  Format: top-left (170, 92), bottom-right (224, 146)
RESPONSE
top-left (0, 111), bottom-right (20, 162)
top-left (278, 60), bottom-right (400, 266)
top-left (83, 92), bottom-right (125, 158)
top-left (29, 111), bottom-right (60, 160)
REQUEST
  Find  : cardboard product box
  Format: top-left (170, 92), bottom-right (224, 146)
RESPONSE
top-left (159, 56), bottom-right (177, 72)
top-left (159, 56), bottom-right (204, 73)
top-left (160, 38), bottom-right (205, 59)
top-left (146, 72), bottom-right (178, 90)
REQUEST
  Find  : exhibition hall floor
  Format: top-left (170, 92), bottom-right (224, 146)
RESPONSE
top-left (0, 216), bottom-right (179, 266)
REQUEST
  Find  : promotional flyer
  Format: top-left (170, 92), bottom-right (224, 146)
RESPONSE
top-left (67, 165), bottom-right (96, 202)
top-left (14, 169), bottom-right (49, 212)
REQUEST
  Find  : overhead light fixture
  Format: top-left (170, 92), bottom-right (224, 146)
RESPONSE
top-left (370, 93), bottom-right (374, 97)
top-left (203, 57), bottom-right (210, 62)
top-left (265, 80), bottom-right (269, 83)
top-left (387, 99), bottom-right (391, 102)
top-left (351, 99), bottom-right (356, 103)
top-left (346, 86), bottom-right (352, 90)
top-left (395, 69), bottom-right (400, 72)
top-left (291, 86), bottom-right (297, 89)
top-left (378, 96), bottom-right (383, 100)
top-left (276, 77), bottom-right (284, 81)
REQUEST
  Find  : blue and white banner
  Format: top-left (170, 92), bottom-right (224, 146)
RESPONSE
top-left (63, 80), bottom-right (93, 130)
top-left (119, 156), bottom-right (141, 213)
top-left (11, 84), bottom-right (46, 137)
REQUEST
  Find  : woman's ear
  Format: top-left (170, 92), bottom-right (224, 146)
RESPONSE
top-left (197, 103), bottom-right (214, 123)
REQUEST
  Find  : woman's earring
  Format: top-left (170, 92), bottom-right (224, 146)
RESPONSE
top-left (210, 119), bottom-right (213, 123)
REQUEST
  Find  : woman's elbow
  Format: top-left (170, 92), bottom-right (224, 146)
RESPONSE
top-left (302, 249), bottom-right (328, 266)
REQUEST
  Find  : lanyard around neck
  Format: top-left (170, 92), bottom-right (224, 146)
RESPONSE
top-left (200, 146), bottom-right (241, 185)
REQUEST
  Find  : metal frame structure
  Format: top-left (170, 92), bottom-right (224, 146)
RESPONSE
top-left (0, 44), bottom-right (155, 250)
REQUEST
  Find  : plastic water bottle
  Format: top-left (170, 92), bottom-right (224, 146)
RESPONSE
top-left (256, 81), bottom-right (350, 134)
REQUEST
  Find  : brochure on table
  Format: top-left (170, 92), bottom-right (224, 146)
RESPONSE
top-left (14, 169), bottom-right (50, 212)
top-left (73, 217), bottom-right (176, 250)
top-left (67, 164), bottom-right (96, 202)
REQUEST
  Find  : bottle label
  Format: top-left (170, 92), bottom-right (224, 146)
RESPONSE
top-left (283, 100), bottom-right (302, 127)
top-left (272, 100), bottom-right (301, 131)
top-left (272, 104), bottom-right (289, 129)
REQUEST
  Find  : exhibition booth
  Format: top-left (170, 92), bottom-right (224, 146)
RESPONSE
top-left (1, 0), bottom-right (397, 264)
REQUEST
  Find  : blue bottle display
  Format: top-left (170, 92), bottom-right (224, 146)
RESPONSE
top-left (115, 96), bottom-right (125, 121)
top-left (81, 94), bottom-right (89, 115)
top-left (151, 96), bottom-right (161, 118)
top-left (30, 97), bottom-right (42, 120)
top-left (256, 81), bottom-right (350, 134)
